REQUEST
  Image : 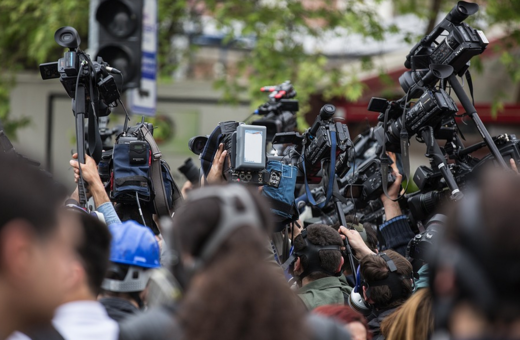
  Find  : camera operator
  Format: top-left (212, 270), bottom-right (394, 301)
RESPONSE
top-left (69, 153), bottom-right (121, 227)
top-left (339, 228), bottom-right (413, 340)
top-left (360, 250), bottom-right (413, 340)
top-left (430, 168), bottom-right (520, 340)
top-left (118, 185), bottom-right (351, 340)
top-left (291, 224), bottom-right (352, 310)
top-left (0, 153), bottom-right (79, 339)
top-left (378, 153), bottom-right (415, 257)
top-left (99, 220), bottom-right (160, 322)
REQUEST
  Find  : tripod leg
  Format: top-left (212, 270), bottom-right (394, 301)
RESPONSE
top-left (421, 128), bottom-right (463, 200)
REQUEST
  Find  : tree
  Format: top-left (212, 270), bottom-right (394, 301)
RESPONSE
top-left (1, 0), bottom-right (520, 139)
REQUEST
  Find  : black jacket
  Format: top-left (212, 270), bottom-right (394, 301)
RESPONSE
top-left (100, 297), bottom-right (139, 323)
top-left (367, 307), bottom-right (397, 340)
top-left (118, 304), bottom-right (351, 340)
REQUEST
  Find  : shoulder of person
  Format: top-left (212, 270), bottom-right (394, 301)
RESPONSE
top-left (306, 313), bottom-right (351, 340)
top-left (118, 304), bottom-right (181, 340)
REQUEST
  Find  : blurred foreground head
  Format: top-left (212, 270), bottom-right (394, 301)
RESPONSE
top-left (171, 184), bottom-right (308, 340)
top-left (0, 153), bottom-right (78, 338)
top-left (431, 167), bottom-right (520, 338)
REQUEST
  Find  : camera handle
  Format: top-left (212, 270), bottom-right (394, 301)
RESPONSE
top-left (332, 178), bottom-right (357, 276)
top-left (421, 127), bottom-right (463, 201)
top-left (448, 74), bottom-right (508, 169)
top-left (74, 83), bottom-right (88, 208)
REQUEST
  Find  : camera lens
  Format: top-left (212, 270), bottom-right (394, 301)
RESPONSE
top-left (61, 33), bottom-right (73, 42)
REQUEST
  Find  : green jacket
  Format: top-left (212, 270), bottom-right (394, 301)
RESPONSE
top-left (297, 276), bottom-right (352, 310)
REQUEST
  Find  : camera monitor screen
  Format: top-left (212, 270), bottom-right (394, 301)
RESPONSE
top-left (235, 124), bottom-right (266, 170)
top-left (244, 130), bottom-right (263, 164)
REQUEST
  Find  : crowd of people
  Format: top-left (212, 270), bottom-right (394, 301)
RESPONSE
top-left (1, 139), bottom-right (520, 340)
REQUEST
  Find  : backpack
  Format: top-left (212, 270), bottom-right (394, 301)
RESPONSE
top-left (110, 123), bottom-right (183, 217)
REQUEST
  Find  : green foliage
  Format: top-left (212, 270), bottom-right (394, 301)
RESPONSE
top-left (2, 0), bottom-right (520, 140)
top-left (195, 0), bottom-right (386, 128)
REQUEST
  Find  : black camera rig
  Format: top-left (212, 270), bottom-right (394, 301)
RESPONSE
top-left (40, 26), bottom-right (122, 207)
top-left (251, 81), bottom-right (299, 143)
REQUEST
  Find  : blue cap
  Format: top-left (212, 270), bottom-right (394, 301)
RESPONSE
top-left (109, 220), bottom-right (161, 269)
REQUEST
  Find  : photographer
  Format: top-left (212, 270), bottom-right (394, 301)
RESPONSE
top-left (69, 153), bottom-right (121, 227)
top-left (359, 250), bottom-right (413, 340)
top-left (377, 153), bottom-right (415, 257)
top-left (99, 221), bottom-right (161, 322)
top-left (0, 153), bottom-right (78, 339)
top-left (291, 224), bottom-right (352, 310)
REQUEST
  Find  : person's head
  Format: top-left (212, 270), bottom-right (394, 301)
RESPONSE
top-left (66, 211), bottom-right (112, 300)
top-left (292, 224), bottom-right (344, 284)
top-left (380, 288), bottom-right (433, 340)
top-left (114, 203), bottom-right (159, 235)
top-left (0, 154), bottom-right (78, 336)
top-left (101, 220), bottom-right (160, 307)
top-left (173, 184), bottom-right (309, 340)
top-left (313, 305), bottom-right (372, 340)
top-left (430, 168), bottom-right (520, 339)
top-left (360, 250), bottom-right (413, 310)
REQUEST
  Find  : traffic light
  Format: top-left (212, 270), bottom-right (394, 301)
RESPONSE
top-left (93, 0), bottom-right (143, 91)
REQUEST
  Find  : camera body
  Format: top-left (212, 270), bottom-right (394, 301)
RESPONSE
top-left (343, 158), bottom-right (396, 207)
top-left (217, 121), bottom-right (282, 187)
top-left (372, 89), bottom-right (458, 153)
top-left (251, 81), bottom-right (299, 142)
top-left (430, 24), bottom-right (488, 73)
top-left (273, 104), bottom-right (353, 184)
top-left (40, 52), bottom-right (120, 117)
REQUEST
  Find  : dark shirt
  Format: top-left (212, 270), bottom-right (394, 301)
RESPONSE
top-left (100, 297), bottom-right (139, 323)
top-left (379, 215), bottom-right (415, 257)
top-left (118, 304), bottom-right (351, 340)
top-left (367, 307), bottom-right (397, 340)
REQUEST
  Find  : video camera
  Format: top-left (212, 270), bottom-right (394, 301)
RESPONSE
top-left (196, 120), bottom-right (282, 187)
top-left (40, 26), bottom-right (122, 207)
top-left (370, 88), bottom-right (459, 153)
top-left (251, 81), bottom-right (299, 142)
top-left (401, 1), bottom-right (488, 98)
top-left (40, 27), bottom-right (121, 117)
top-left (273, 104), bottom-right (353, 184)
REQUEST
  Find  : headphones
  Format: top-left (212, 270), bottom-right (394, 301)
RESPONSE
top-left (179, 184), bottom-right (263, 274)
top-left (348, 265), bottom-right (371, 316)
top-left (282, 227), bottom-right (342, 280)
top-left (170, 183), bottom-right (262, 288)
top-left (353, 253), bottom-right (412, 310)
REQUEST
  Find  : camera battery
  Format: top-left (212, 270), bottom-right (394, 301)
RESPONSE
top-left (129, 141), bottom-right (149, 165)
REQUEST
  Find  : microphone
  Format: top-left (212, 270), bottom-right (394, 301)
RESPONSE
top-left (104, 66), bottom-right (122, 75)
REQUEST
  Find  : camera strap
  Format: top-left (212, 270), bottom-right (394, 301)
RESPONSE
top-left (140, 125), bottom-right (179, 217)
top-left (200, 125), bottom-right (223, 179)
top-left (465, 70), bottom-right (475, 105)
top-left (302, 130), bottom-right (337, 208)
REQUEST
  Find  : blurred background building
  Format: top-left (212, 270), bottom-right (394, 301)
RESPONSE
top-left (4, 0), bottom-right (520, 189)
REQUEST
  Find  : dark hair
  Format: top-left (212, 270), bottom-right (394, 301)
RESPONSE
top-left (0, 153), bottom-right (67, 238)
top-left (114, 203), bottom-right (159, 235)
top-left (75, 212), bottom-right (112, 295)
top-left (293, 224), bottom-right (343, 281)
top-left (360, 250), bottom-right (412, 309)
top-left (174, 185), bottom-right (309, 340)
top-left (363, 223), bottom-right (378, 252)
top-left (314, 305), bottom-right (372, 340)
top-left (432, 168), bottom-right (520, 322)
